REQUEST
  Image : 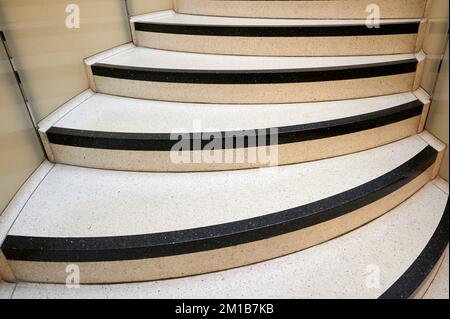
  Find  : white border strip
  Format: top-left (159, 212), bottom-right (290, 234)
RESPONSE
top-left (84, 43), bottom-right (135, 66)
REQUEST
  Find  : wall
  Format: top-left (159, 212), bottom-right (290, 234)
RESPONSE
top-left (0, 0), bottom-right (177, 213)
top-left (426, 43), bottom-right (449, 180)
top-left (0, 37), bottom-right (44, 216)
top-left (127, 0), bottom-right (173, 16)
top-left (421, 0), bottom-right (449, 181)
top-left (0, 0), bottom-right (131, 122)
top-left (421, 0), bottom-right (449, 93)
top-left (0, 0), bottom-right (176, 215)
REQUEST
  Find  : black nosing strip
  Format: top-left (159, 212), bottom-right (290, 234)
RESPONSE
top-left (90, 59), bottom-right (418, 84)
top-left (134, 21), bottom-right (420, 37)
top-left (379, 200), bottom-right (449, 299)
top-left (1, 146), bottom-right (438, 263)
top-left (46, 100), bottom-right (424, 151)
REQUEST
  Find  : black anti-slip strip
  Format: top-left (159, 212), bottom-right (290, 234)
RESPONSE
top-left (90, 59), bottom-right (418, 84)
top-left (1, 146), bottom-right (437, 262)
top-left (46, 100), bottom-right (424, 151)
top-left (379, 200), bottom-right (449, 299)
top-left (134, 21), bottom-right (420, 37)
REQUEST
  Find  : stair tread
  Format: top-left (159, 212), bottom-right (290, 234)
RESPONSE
top-left (0, 281), bottom-right (15, 299)
top-left (423, 247), bottom-right (449, 299)
top-left (42, 91), bottom-right (422, 134)
top-left (87, 45), bottom-right (418, 71)
top-left (8, 135), bottom-right (429, 238)
top-left (9, 181), bottom-right (448, 299)
top-left (132, 10), bottom-right (421, 26)
top-left (174, 0), bottom-right (427, 20)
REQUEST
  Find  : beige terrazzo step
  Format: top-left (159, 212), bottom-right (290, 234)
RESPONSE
top-left (174, 0), bottom-right (429, 19)
top-left (0, 134), bottom-right (445, 284)
top-left (37, 90), bottom-right (430, 172)
top-left (6, 180), bottom-right (449, 298)
top-left (131, 10), bottom-right (426, 57)
top-left (85, 44), bottom-right (426, 104)
top-left (423, 246), bottom-right (449, 299)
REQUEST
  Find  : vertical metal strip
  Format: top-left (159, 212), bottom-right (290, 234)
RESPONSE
top-left (0, 30), bottom-right (46, 154)
top-left (123, 0), bottom-right (133, 36)
top-left (0, 31), bottom-right (37, 127)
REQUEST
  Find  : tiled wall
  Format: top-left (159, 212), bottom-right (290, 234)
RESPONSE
top-left (127, 0), bottom-right (173, 16)
top-left (0, 38), bottom-right (44, 215)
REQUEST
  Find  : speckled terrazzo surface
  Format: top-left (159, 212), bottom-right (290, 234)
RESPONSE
top-left (8, 181), bottom-right (448, 299)
top-left (98, 46), bottom-right (417, 70)
top-left (51, 92), bottom-right (420, 133)
top-left (173, 0), bottom-right (427, 19)
top-left (424, 247), bottom-right (450, 299)
top-left (0, 281), bottom-right (15, 299)
top-left (7, 135), bottom-right (428, 238)
top-left (1, 0), bottom-right (441, 297)
top-left (133, 10), bottom-right (421, 26)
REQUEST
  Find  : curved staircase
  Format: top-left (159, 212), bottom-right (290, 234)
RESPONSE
top-left (0, 0), bottom-right (448, 299)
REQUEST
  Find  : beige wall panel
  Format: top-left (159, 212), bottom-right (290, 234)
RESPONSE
top-left (426, 44), bottom-right (449, 181)
top-left (421, 0), bottom-right (449, 93)
top-left (421, 0), bottom-right (449, 180)
top-left (126, 0), bottom-right (173, 16)
top-left (425, 0), bottom-right (450, 19)
top-left (0, 0), bottom-right (131, 121)
top-left (0, 42), bottom-right (44, 216)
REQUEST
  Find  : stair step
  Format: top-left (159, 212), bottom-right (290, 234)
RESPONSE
top-left (0, 281), bottom-right (15, 299)
top-left (0, 134), bottom-right (444, 284)
top-left (131, 10), bottom-right (425, 56)
top-left (8, 181), bottom-right (449, 298)
top-left (85, 44), bottom-right (425, 104)
top-left (39, 90), bottom-right (429, 171)
top-left (423, 247), bottom-right (449, 299)
top-left (174, 0), bottom-right (428, 19)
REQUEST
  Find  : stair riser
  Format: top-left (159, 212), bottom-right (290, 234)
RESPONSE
top-left (0, 252), bottom-right (15, 283)
top-left (174, 0), bottom-right (428, 19)
top-left (5, 168), bottom-right (434, 284)
top-left (91, 73), bottom-right (418, 104)
top-left (44, 116), bottom-right (422, 172)
top-left (133, 24), bottom-right (426, 57)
